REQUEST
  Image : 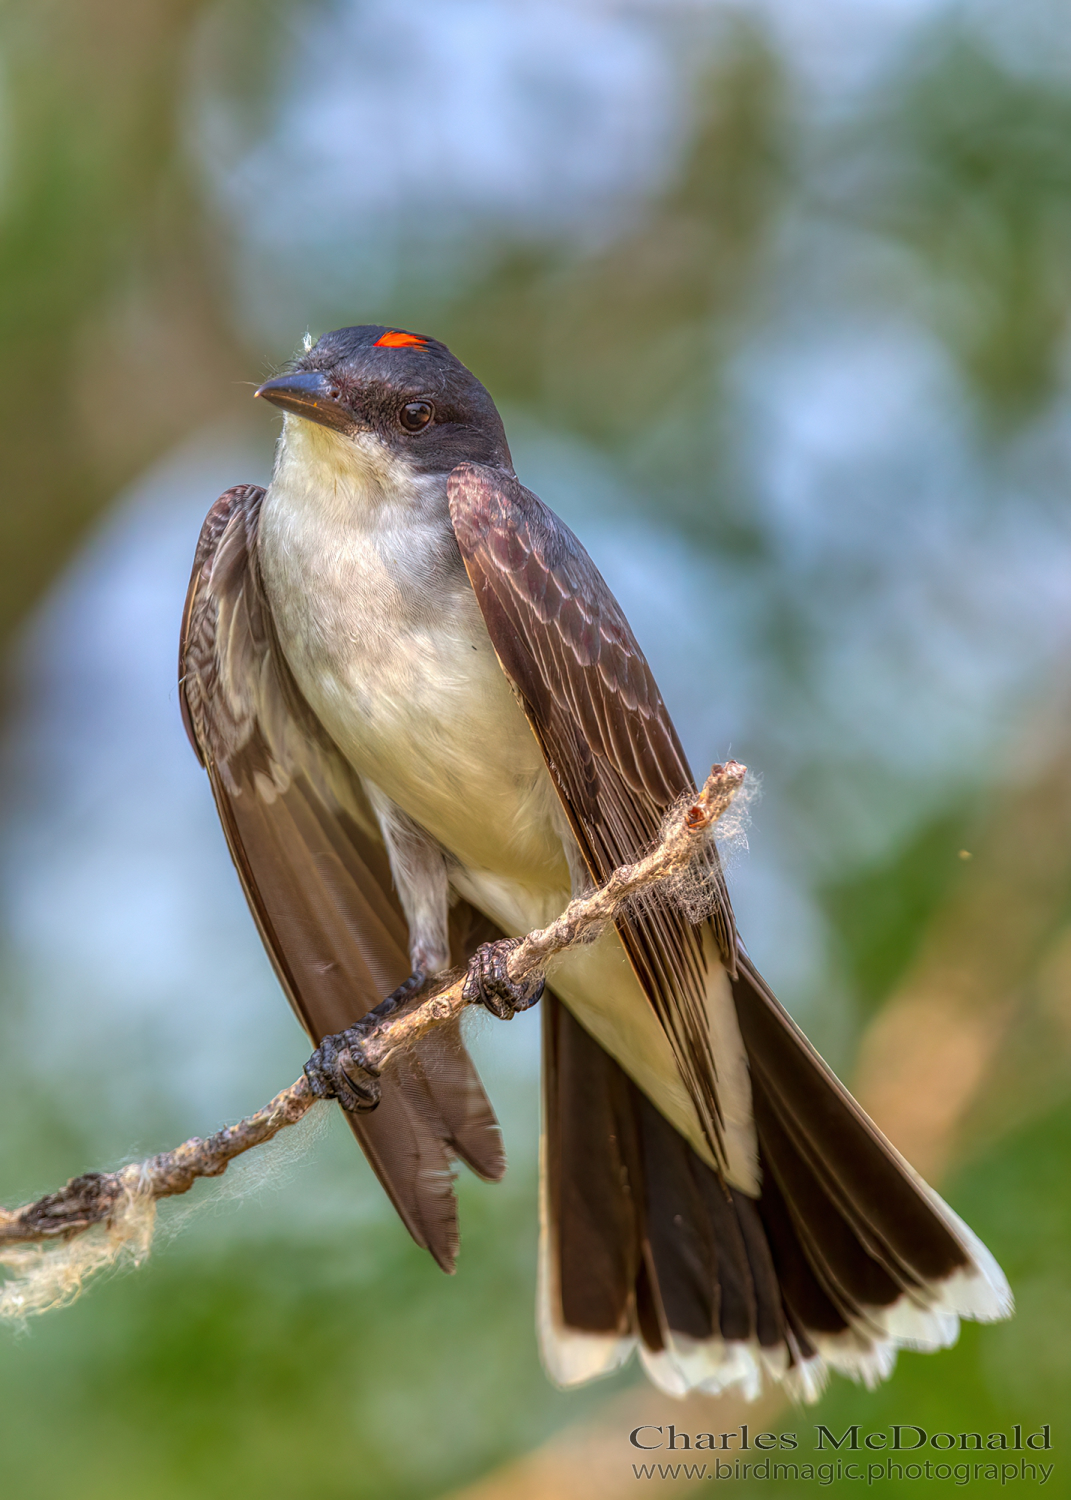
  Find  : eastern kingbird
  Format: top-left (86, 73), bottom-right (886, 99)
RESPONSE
top-left (179, 325), bottom-right (1010, 1400)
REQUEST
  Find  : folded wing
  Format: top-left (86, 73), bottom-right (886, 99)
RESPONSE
top-left (180, 483), bottom-right (504, 1271)
top-left (448, 462), bottom-right (737, 1173)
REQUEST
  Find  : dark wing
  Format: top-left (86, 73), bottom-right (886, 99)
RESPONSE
top-left (180, 483), bottom-right (504, 1271)
top-left (448, 462), bottom-right (736, 1169)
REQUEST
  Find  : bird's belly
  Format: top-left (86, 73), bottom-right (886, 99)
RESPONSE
top-left (265, 548), bottom-right (565, 884)
top-left (345, 645), bottom-right (565, 884)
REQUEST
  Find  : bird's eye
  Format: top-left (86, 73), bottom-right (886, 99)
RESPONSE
top-left (399, 400), bottom-right (434, 432)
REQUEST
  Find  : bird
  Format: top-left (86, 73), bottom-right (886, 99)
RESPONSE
top-left (179, 324), bottom-right (1011, 1402)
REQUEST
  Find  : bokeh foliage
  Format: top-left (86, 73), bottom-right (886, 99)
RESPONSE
top-left (1, 2), bottom-right (1070, 1497)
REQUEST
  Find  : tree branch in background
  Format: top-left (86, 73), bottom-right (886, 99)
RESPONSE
top-left (0, 762), bottom-right (746, 1319)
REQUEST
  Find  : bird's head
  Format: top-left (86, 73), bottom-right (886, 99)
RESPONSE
top-left (256, 326), bottom-right (512, 482)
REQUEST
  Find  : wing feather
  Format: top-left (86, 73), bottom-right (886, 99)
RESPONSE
top-left (448, 462), bottom-right (737, 1171)
top-left (181, 483), bottom-right (504, 1270)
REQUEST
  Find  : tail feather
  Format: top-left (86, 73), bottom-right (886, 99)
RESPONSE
top-left (734, 955), bottom-right (970, 1289)
top-left (539, 959), bottom-right (1011, 1401)
top-left (635, 1089), bottom-right (772, 1345)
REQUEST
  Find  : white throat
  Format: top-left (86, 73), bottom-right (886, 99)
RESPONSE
top-left (268, 412), bottom-right (443, 530)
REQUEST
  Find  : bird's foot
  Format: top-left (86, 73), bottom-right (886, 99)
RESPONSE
top-left (304, 971), bottom-right (429, 1113)
top-left (463, 939), bottom-right (544, 1020)
top-left (304, 1024), bottom-right (381, 1112)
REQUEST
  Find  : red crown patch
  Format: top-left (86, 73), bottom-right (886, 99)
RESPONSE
top-left (374, 330), bottom-right (428, 349)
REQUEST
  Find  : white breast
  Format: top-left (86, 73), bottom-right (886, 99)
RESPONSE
top-left (257, 418), bottom-right (567, 885)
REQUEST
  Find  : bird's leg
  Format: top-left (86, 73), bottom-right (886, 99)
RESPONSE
top-left (304, 971), bottom-right (429, 1112)
top-left (464, 938), bottom-right (545, 1020)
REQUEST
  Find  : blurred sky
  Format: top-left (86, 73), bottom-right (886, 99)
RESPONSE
top-left (1, 1), bottom-right (1071, 1496)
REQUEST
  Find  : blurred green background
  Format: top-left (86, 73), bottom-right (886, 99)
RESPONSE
top-left (1, 1), bottom-right (1070, 1495)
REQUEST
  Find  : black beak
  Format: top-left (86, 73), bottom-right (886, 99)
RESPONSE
top-left (254, 371), bottom-right (355, 433)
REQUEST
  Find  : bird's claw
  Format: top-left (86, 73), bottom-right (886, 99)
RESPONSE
top-left (304, 1022), bottom-right (382, 1112)
top-left (463, 938), bottom-right (544, 1020)
top-left (303, 969), bottom-right (430, 1113)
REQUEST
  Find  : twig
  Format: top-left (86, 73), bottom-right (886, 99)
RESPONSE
top-left (0, 761), bottom-right (745, 1317)
top-left (357, 759), bottom-right (746, 1073)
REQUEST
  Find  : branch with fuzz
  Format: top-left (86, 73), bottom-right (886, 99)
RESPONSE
top-left (0, 761), bottom-right (746, 1319)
